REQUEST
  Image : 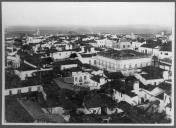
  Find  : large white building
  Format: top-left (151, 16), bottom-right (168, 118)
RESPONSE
top-left (93, 49), bottom-right (152, 75)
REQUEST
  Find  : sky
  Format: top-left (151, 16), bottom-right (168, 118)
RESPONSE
top-left (2, 2), bottom-right (175, 27)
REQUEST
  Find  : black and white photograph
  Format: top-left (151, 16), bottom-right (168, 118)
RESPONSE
top-left (2, 2), bottom-right (175, 125)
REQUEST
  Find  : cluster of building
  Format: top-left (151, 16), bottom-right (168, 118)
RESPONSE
top-left (5, 29), bottom-right (173, 123)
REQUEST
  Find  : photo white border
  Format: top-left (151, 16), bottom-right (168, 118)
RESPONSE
top-left (1, 2), bottom-right (175, 126)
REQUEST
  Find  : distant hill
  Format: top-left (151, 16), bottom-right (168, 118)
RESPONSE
top-left (5, 25), bottom-right (171, 36)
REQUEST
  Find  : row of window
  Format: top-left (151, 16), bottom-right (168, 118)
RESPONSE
top-left (98, 45), bottom-right (105, 48)
top-left (96, 60), bottom-right (150, 70)
top-left (74, 76), bottom-right (87, 82)
top-left (122, 44), bottom-right (130, 49)
top-left (160, 52), bottom-right (169, 55)
top-left (8, 86), bottom-right (41, 95)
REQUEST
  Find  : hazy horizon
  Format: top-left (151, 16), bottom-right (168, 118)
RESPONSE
top-left (5, 24), bottom-right (172, 35)
top-left (2, 2), bottom-right (174, 28)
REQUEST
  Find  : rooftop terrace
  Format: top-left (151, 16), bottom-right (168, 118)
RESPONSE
top-left (140, 66), bottom-right (165, 80)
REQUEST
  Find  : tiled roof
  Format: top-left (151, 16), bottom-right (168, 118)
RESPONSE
top-left (84, 93), bottom-right (116, 108)
top-left (98, 49), bottom-right (150, 60)
top-left (80, 53), bottom-right (96, 58)
top-left (53, 59), bottom-right (81, 66)
top-left (140, 66), bottom-right (165, 80)
top-left (119, 38), bottom-right (130, 42)
top-left (159, 58), bottom-right (172, 64)
top-left (41, 57), bottom-right (53, 65)
top-left (104, 71), bottom-right (124, 79)
top-left (81, 64), bottom-right (99, 71)
top-left (139, 82), bottom-right (156, 92)
top-left (17, 62), bottom-right (37, 71)
top-left (5, 97), bottom-right (34, 122)
top-left (18, 99), bottom-right (65, 123)
top-left (141, 43), bottom-right (159, 48)
top-left (90, 75), bottom-right (102, 83)
top-left (155, 93), bottom-right (164, 100)
top-left (117, 101), bottom-right (132, 110)
top-left (160, 42), bottom-right (172, 51)
top-left (53, 78), bottom-right (88, 91)
top-left (158, 82), bottom-right (171, 96)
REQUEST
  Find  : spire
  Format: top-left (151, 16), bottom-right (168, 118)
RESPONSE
top-left (36, 28), bottom-right (40, 36)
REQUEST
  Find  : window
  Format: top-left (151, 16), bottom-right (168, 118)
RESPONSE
top-left (135, 64), bottom-right (137, 68)
top-left (9, 90), bottom-right (12, 95)
top-left (75, 77), bottom-right (78, 81)
top-left (28, 87), bottom-right (32, 92)
top-left (165, 53), bottom-right (168, 55)
top-left (18, 89), bottom-right (21, 94)
top-left (37, 87), bottom-right (41, 91)
top-left (89, 60), bottom-right (91, 65)
top-left (123, 45), bottom-right (125, 48)
top-left (84, 76), bottom-right (87, 80)
top-left (94, 60), bottom-right (96, 65)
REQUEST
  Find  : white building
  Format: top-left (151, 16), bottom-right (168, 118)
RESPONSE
top-left (51, 51), bottom-right (73, 60)
top-left (93, 49), bottom-right (152, 75)
top-left (6, 54), bottom-right (21, 68)
top-left (26, 36), bottom-right (44, 44)
top-left (138, 45), bottom-right (160, 56)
